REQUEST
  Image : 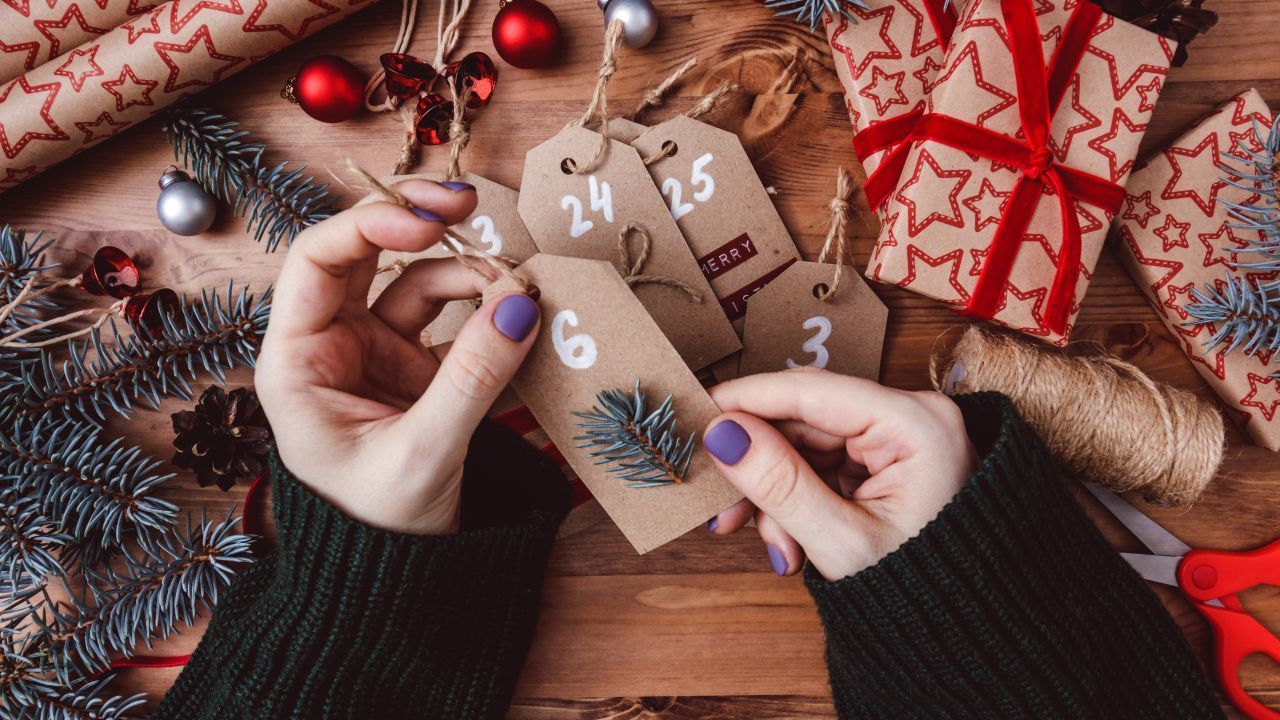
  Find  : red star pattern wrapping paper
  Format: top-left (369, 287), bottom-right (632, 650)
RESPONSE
top-left (0, 0), bottom-right (374, 191)
top-left (866, 0), bottom-right (1175, 346)
top-left (0, 1), bottom-right (162, 85)
top-left (822, 0), bottom-right (957, 216)
top-left (1115, 89), bottom-right (1280, 451)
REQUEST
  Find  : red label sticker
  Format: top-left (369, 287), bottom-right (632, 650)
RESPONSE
top-left (698, 232), bottom-right (758, 281)
top-left (719, 259), bottom-right (797, 321)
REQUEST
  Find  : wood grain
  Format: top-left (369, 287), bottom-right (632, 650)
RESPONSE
top-left (1, 0), bottom-right (1278, 717)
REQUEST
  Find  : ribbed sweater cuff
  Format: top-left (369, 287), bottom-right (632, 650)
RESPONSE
top-left (805, 393), bottom-right (1223, 720)
top-left (155, 421), bottom-right (569, 720)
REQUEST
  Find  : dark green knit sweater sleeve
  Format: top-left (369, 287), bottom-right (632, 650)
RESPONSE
top-left (806, 392), bottom-right (1224, 720)
top-left (154, 420), bottom-right (569, 720)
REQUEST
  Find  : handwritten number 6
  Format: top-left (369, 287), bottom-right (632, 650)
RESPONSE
top-left (552, 309), bottom-right (598, 369)
top-left (786, 316), bottom-right (831, 370)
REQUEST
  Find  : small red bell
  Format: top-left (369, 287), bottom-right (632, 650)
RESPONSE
top-left (414, 93), bottom-right (454, 145)
top-left (123, 288), bottom-right (178, 338)
top-left (381, 53), bottom-right (437, 101)
top-left (79, 246), bottom-right (141, 299)
top-left (443, 52), bottom-right (497, 109)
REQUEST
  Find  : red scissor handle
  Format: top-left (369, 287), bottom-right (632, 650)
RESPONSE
top-left (1179, 540), bottom-right (1280, 604)
top-left (1196, 600), bottom-right (1280, 720)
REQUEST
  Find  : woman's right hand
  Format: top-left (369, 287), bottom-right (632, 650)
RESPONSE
top-left (702, 370), bottom-right (978, 581)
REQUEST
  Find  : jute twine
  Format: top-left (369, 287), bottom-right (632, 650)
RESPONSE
top-left (615, 223), bottom-right (702, 302)
top-left (931, 325), bottom-right (1225, 506)
top-left (638, 81), bottom-right (740, 166)
top-left (566, 20), bottom-right (627, 175)
top-left (342, 161), bottom-right (526, 290)
top-left (815, 168), bottom-right (853, 302)
top-left (444, 85), bottom-right (473, 182)
top-left (0, 287), bottom-right (127, 348)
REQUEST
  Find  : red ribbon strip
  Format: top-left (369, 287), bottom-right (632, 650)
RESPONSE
top-left (853, 0), bottom-right (957, 210)
top-left (912, 0), bottom-right (1120, 334)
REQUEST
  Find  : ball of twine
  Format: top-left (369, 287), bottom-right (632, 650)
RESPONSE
top-left (931, 326), bottom-right (1225, 506)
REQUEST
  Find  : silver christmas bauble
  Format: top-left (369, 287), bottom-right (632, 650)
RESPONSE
top-left (156, 169), bottom-right (216, 236)
top-left (599, 0), bottom-right (658, 48)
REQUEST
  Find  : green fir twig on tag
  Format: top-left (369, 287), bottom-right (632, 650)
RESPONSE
top-left (162, 107), bottom-right (337, 252)
top-left (572, 381), bottom-right (696, 488)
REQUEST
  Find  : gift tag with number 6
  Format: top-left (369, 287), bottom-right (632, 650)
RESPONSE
top-left (486, 253), bottom-right (742, 554)
top-left (739, 261), bottom-right (888, 380)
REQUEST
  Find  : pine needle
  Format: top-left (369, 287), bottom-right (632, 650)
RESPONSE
top-left (572, 381), bottom-right (696, 488)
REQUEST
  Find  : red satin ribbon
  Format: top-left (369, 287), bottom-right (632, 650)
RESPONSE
top-left (911, 0), bottom-right (1120, 334)
top-left (853, 0), bottom-right (957, 209)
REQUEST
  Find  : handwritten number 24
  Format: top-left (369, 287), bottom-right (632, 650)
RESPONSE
top-left (786, 316), bottom-right (831, 371)
top-left (561, 176), bottom-right (613, 239)
top-left (662, 152), bottom-right (715, 220)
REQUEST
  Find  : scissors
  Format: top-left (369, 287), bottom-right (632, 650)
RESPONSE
top-left (1083, 483), bottom-right (1280, 720)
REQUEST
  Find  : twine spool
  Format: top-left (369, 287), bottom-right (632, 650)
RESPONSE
top-left (931, 326), bottom-right (1225, 506)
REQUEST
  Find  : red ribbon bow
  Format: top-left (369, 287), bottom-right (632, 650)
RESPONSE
top-left (911, 0), bottom-right (1124, 334)
top-left (853, 0), bottom-right (957, 210)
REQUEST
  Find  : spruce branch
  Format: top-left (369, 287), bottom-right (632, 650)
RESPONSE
top-left (163, 107), bottom-right (337, 251)
top-left (0, 226), bottom-right (64, 365)
top-left (0, 494), bottom-right (72, 593)
top-left (1, 637), bottom-right (146, 720)
top-left (572, 381), bottom-right (696, 488)
top-left (4, 284), bottom-right (271, 424)
top-left (0, 417), bottom-right (178, 550)
top-left (764, 0), bottom-right (868, 32)
top-left (24, 675), bottom-right (147, 720)
top-left (30, 512), bottom-right (252, 675)
top-left (1185, 276), bottom-right (1280, 359)
top-left (1222, 115), bottom-right (1280, 288)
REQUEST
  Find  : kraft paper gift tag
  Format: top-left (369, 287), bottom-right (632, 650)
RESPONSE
top-left (518, 125), bottom-right (740, 372)
top-left (367, 172), bottom-right (539, 344)
top-left (487, 253), bottom-right (742, 554)
top-left (739, 261), bottom-right (888, 380)
top-left (631, 115), bottom-right (801, 325)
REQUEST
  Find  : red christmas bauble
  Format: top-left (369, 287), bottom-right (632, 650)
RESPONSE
top-left (492, 0), bottom-right (561, 70)
top-left (293, 55), bottom-right (365, 123)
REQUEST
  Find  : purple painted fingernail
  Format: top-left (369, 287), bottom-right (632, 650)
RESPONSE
top-left (492, 294), bottom-right (539, 341)
top-left (439, 181), bottom-right (475, 192)
top-left (767, 545), bottom-right (788, 576)
top-left (705, 420), bottom-right (750, 465)
top-left (411, 207), bottom-right (445, 223)
top-left (708, 517), bottom-right (718, 533)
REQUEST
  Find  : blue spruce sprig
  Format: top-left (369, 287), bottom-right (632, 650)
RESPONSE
top-left (0, 416), bottom-right (178, 552)
top-left (163, 107), bottom-right (336, 251)
top-left (765, 0), bottom-right (869, 33)
top-left (2, 283), bottom-right (271, 424)
top-left (0, 226), bottom-right (64, 365)
top-left (572, 381), bottom-right (696, 488)
top-left (0, 493), bottom-right (73, 593)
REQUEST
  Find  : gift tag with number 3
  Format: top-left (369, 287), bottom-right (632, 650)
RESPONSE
top-left (739, 261), bottom-right (888, 380)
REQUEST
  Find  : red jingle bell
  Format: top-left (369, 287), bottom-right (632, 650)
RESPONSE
top-left (289, 55), bottom-right (365, 123)
top-left (381, 53), bottom-right (437, 101)
top-left (443, 52), bottom-right (498, 109)
top-left (79, 246), bottom-right (141, 299)
top-left (414, 93), bottom-right (454, 145)
top-left (492, 0), bottom-right (562, 69)
top-left (123, 288), bottom-right (178, 338)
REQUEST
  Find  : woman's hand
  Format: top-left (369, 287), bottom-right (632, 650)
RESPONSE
top-left (255, 180), bottom-right (541, 535)
top-left (703, 370), bottom-right (977, 581)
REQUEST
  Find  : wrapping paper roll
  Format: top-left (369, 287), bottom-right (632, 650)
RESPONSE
top-left (0, 1), bottom-right (162, 84)
top-left (0, 0), bottom-right (376, 191)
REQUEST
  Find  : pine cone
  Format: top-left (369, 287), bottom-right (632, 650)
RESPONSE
top-left (1096, 0), bottom-right (1218, 66)
top-left (172, 386), bottom-right (272, 491)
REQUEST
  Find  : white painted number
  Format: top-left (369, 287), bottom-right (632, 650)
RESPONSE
top-left (470, 215), bottom-right (503, 255)
top-left (561, 175), bottom-right (613, 239)
top-left (786, 316), bottom-right (832, 370)
top-left (552, 309), bottom-right (598, 369)
top-left (661, 152), bottom-right (716, 219)
top-left (661, 178), bottom-right (693, 220)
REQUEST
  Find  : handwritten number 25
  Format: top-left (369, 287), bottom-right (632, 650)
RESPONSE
top-left (661, 152), bottom-right (715, 221)
top-left (786, 316), bottom-right (831, 370)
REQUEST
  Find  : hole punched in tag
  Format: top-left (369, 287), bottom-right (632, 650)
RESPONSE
top-left (525, 284), bottom-right (541, 301)
top-left (660, 140), bottom-right (678, 158)
top-left (560, 158), bottom-right (576, 174)
top-left (811, 283), bottom-right (829, 300)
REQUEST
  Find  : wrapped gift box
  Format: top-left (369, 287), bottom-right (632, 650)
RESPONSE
top-left (1115, 89), bottom-right (1279, 451)
top-left (866, 0), bottom-right (1175, 345)
top-left (822, 0), bottom-right (957, 215)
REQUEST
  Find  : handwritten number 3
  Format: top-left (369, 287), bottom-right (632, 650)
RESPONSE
top-left (786, 316), bottom-right (831, 371)
top-left (552, 309), bottom-right (598, 369)
top-left (470, 215), bottom-right (503, 255)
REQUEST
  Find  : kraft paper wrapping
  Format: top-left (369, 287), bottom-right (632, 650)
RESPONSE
top-left (0, 0), bottom-right (375, 191)
top-left (822, 0), bottom-right (956, 213)
top-left (1115, 89), bottom-right (1280, 451)
top-left (0, 1), bottom-right (162, 83)
top-left (867, 0), bottom-right (1174, 345)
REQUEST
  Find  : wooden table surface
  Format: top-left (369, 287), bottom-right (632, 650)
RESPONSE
top-left (2, 0), bottom-right (1278, 716)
